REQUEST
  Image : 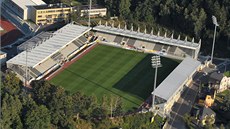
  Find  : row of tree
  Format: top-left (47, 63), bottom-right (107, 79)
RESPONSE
top-left (0, 72), bottom-right (163, 129)
top-left (52, 0), bottom-right (229, 58)
top-left (96, 0), bottom-right (230, 58)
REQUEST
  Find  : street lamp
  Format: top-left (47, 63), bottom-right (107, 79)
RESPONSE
top-left (210, 15), bottom-right (219, 64)
top-left (151, 55), bottom-right (162, 111)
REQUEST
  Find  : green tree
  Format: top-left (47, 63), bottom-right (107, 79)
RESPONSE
top-left (223, 91), bottom-right (230, 111)
top-left (25, 105), bottom-right (51, 129)
top-left (119, 0), bottom-right (131, 19)
top-left (31, 80), bottom-right (53, 105)
top-left (2, 71), bottom-right (21, 95)
top-left (192, 8), bottom-right (207, 37)
top-left (0, 93), bottom-right (23, 129)
top-left (72, 92), bottom-right (97, 120)
top-left (48, 86), bottom-right (74, 128)
top-left (220, 124), bottom-right (225, 129)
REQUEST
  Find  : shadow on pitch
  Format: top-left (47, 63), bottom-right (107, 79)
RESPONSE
top-left (112, 55), bottom-right (179, 100)
top-left (65, 69), bottom-right (140, 106)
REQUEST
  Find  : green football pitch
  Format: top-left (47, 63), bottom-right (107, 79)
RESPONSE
top-left (50, 45), bottom-right (179, 110)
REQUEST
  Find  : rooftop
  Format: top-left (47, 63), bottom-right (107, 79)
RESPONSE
top-left (7, 23), bottom-right (91, 67)
top-left (0, 51), bottom-right (7, 55)
top-left (80, 5), bottom-right (106, 10)
top-left (154, 57), bottom-right (201, 102)
top-left (200, 107), bottom-right (216, 120)
top-left (8, 0), bottom-right (46, 10)
top-left (33, 3), bottom-right (71, 10)
top-left (17, 32), bottom-right (53, 53)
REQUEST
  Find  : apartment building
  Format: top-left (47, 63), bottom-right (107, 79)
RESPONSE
top-left (31, 3), bottom-right (72, 25)
top-left (80, 5), bottom-right (107, 17)
top-left (2, 0), bottom-right (46, 20)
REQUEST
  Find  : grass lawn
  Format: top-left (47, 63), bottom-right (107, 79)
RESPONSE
top-left (50, 45), bottom-right (179, 111)
top-left (224, 71), bottom-right (230, 77)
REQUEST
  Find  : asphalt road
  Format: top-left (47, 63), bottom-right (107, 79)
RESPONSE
top-left (164, 58), bottom-right (230, 129)
top-left (164, 72), bottom-right (201, 129)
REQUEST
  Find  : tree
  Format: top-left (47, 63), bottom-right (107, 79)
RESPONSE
top-left (119, 0), bottom-right (131, 19)
top-left (183, 113), bottom-right (194, 129)
top-left (2, 71), bottom-right (22, 95)
top-left (25, 105), bottom-right (51, 129)
top-left (48, 86), bottom-right (74, 128)
top-left (72, 92), bottom-right (97, 120)
top-left (223, 91), bottom-right (230, 111)
top-left (192, 8), bottom-right (207, 38)
top-left (31, 80), bottom-right (54, 105)
top-left (220, 124), bottom-right (225, 129)
top-left (0, 93), bottom-right (23, 129)
top-left (204, 116), bottom-right (215, 128)
top-left (113, 97), bottom-right (123, 117)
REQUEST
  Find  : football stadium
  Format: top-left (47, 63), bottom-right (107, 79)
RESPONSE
top-left (7, 22), bottom-right (201, 114)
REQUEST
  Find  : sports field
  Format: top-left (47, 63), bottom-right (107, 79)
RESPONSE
top-left (50, 45), bottom-right (179, 110)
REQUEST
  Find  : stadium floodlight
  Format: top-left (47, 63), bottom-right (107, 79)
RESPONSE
top-left (151, 55), bottom-right (162, 111)
top-left (18, 46), bottom-right (32, 86)
top-left (210, 15), bottom-right (219, 64)
top-left (88, 0), bottom-right (92, 28)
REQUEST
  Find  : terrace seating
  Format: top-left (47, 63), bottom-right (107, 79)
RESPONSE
top-left (179, 47), bottom-right (194, 57)
top-left (78, 36), bottom-right (88, 43)
top-left (29, 67), bottom-right (41, 77)
top-left (162, 45), bottom-right (169, 50)
top-left (51, 52), bottom-right (63, 62)
top-left (153, 44), bottom-right (163, 51)
top-left (123, 37), bottom-right (129, 42)
top-left (114, 36), bottom-right (123, 43)
top-left (72, 40), bottom-right (83, 47)
top-left (60, 43), bottom-right (79, 57)
top-left (35, 58), bottom-right (57, 73)
top-left (168, 46), bottom-right (177, 54)
top-left (126, 38), bottom-right (136, 46)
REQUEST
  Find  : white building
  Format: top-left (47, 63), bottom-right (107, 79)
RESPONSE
top-left (219, 76), bottom-right (230, 93)
top-left (93, 25), bottom-right (201, 59)
top-left (0, 51), bottom-right (7, 65)
top-left (2, 0), bottom-right (46, 20)
top-left (7, 23), bottom-right (91, 84)
top-left (153, 57), bottom-right (201, 116)
top-left (80, 5), bottom-right (107, 17)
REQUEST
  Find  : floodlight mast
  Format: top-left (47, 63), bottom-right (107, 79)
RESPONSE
top-left (210, 15), bottom-right (219, 64)
top-left (25, 49), bottom-right (28, 86)
top-left (88, 0), bottom-right (92, 28)
top-left (151, 55), bottom-right (161, 111)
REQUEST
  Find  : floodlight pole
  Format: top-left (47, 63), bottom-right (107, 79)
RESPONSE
top-left (152, 65), bottom-right (158, 109)
top-left (210, 16), bottom-right (219, 64)
top-left (25, 49), bottom-right (28, 86)
top-left (210, 25), bottom-right (217, 64)
top-left (151, 56), bottom-right (161, 111)
top-left (88, 0), bottom-right (92, 28)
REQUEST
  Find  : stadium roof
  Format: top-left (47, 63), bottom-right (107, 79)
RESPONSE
top-left (93, 25), bottom-right (200, 50)
top-left (154, 57), bottom-right (201, 102)
top-left (17, 32), bottom-right (53, 52)
top-left (33, 3), bottom-right (71, 10)
top-left (7, 23), bottom-right (91, 67)
top-left (9, 0), bottom-right (46, 10)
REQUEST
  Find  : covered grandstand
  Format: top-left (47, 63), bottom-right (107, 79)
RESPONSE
top-left (7, 23), bottom-right (91, 83)
top-left (17, 31), bottom-right (53, 53)
top-left (153, 57), bottom-right (201, 116)
top-left (93, 24), bottom-right (201, 59)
